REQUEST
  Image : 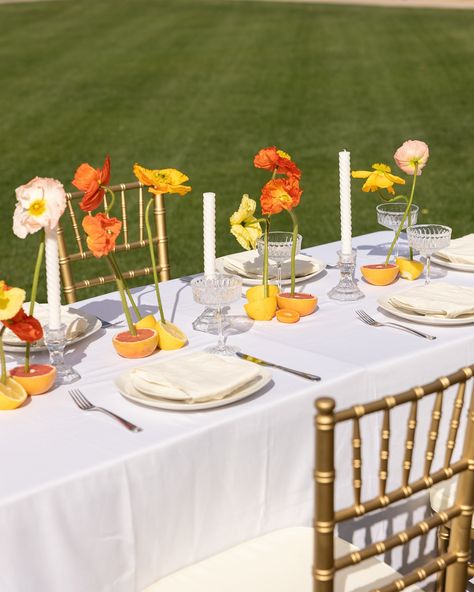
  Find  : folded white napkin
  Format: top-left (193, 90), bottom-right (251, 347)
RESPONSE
top-left (130, 352), bottom-right (261, 403)
top-left (222, 251), bottom-right (318, 279)
top-left (436, 234), bottom-right (474, 265)
top-left (388, 283), bottom-right (474, 318)
top-left (3, 302), bottom-right (89, 344)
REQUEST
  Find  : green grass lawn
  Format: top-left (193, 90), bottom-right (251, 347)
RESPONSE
top-left (0, 0), bottom-right (473, 300)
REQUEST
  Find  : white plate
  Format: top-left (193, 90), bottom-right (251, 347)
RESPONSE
top-left (3, 310), bottom-right (102, 353)
top-left (377, 295), bottom-right (474, 326)
top-left (115, 365), bottom-right (272, 411)
top-left (216, 254), bottom-right (326, 286)
top-left (431, 254), bottom-right (474, 273)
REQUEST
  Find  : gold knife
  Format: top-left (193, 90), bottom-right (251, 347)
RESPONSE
top-left (236, 352), bottom-right (321, 381)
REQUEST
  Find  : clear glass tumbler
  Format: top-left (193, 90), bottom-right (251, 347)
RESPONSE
top-left (376, 202), bottom-right (419, 260)
top-left (407, 224), bottom-right (452, 284)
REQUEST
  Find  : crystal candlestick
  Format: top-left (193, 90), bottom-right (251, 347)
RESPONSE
top-left (328, 249), bottom-right (364, 301)
top-left (44, 324), bottom-right (81, 384)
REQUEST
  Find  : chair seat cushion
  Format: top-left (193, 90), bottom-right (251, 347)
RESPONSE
top-left (430, 477), bottom-right (474, 529)
top-left (144, 527), bottom-right (421, 592)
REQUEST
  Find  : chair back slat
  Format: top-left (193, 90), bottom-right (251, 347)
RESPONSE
top-left (444, 381), bottom-right (466, 469)
top-left (59, 182), bottom-right (170, 303)
top-left (424, 390), bottom-right (444, 478)
top-left (402, 400), bottom-right (417, 487)
top-left (352, 418), bottom-right (362, 507)
top-left (314, 365), bottom-right (474, 592)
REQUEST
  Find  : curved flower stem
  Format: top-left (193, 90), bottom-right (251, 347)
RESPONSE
top-left (104, 187), bottom-right (116, 214)
top-left (108, 251), bottom-right (141, 321)
top-left (262, 217), bottom-right (270, 298)
top-left (0, 326), bottom-right (6, 385)
top-left (384, 164), bottom-right (418, 266)
top-left (24, 230), bottom-right (45, 373)
top-left (107, 255), bottom-right (136, 335)
top-left (145, 198), bottom-right (166, 323)
top-left (288, 210), bottom-right (298, 296)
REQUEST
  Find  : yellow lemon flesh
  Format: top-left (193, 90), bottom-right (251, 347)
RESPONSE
top-left (155, 320), bottom-right (187, 350)
top-left (244, 296), bottom-right (277, 321)
top-left (136, 314), bottom-right (157, 330)
top-left (246, 284), bottom-right (279, 302)
top-left (0, 377), bottom-right (28, 410)
top-left (396, 257), bottom-right (424, 281)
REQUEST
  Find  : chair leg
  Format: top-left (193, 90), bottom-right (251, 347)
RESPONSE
top-left (436, 524), bottom-right (450, 592)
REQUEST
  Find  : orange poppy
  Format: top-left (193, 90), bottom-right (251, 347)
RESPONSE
top-left (82, 212), bottom-right (122, 258)
top-left (2, 308), bottom-right (43, 343)
top-left (254, 147), bottom-right (301, 179)
top-left (260, 176), bottom-right (302, 215)
top-left (73, 155), bottom-right (111, 212)
top-left (133, 164), bottom-right (191, 196)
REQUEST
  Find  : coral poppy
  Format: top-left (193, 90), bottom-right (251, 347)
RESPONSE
top-left (2, 308), bottom-right (43, 343)
top-left (0, 281), bottom-right (26, 321)
top-left (133, 164), bottom-right (191, 196)
top-left (73, 155), bottom-right (111, 212)
top-left (260, 176), bottom-right (302, 215)
top-left (253, 147), bottom-right (301, 179)
top-left (229, 194), bottom-right (262, 250)
top-left (351, 163), bottom-right (405, 195)
top-left (82, 213), bottom-right (122, 258)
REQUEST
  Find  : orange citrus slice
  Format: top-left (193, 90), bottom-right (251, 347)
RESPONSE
top-left (246, 284), bottom-right (279, 302)
top-left (276, 293), bottom-right (318, 317)
top-left (276, 308), bottom-right (300, 324)
top-left (0, 377), bottom-right (28, 410)
top-left (396, 257), bottom-right (424, 280)
top-left (244, 296), bottom-right (277, 321)
top-left (112, 328), bottom-right (159, 358)
top-left (155, 321), bottom-right (187, 350)
top-left (10, 364), bottom-right (56, 396)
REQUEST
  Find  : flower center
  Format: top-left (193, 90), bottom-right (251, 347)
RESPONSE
top-left (277, 149), bottom-right (291, 160)
top-left (372, 163), bottom-right (391, 173)
top-left (27, 198), bottom-right (46, 217)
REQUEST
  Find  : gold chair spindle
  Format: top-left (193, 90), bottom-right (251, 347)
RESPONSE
top-left (139, 184), bottom-right (144, 242)
top-left (66, 197), bottom-right (84, 254)
top-left (379, 408), bottom-right (390, 500)
top-left (444, 382), bottom-right (466, 469)
top-left (424, 390), bottom-right (444, 478)
top-left (120, 184), bottom-right (128, 245)
top-left (352, 417), bottom-right (362, 508)
top-left (403, 400), bottom-right (418, 488)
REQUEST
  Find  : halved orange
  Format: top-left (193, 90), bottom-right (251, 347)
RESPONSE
top-left (276, 308), bottom-right (300, 324)
top-left (10, 364), bottom-right (56, 395)
top-left (112, 328), bottom-right (158, 358)
top-left (276, 293), bottom-right (318, 317)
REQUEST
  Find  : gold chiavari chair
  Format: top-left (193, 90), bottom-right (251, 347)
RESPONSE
top-left (143, 364), bottom-right (473, 592)
top-left (58, 182), bottom-right (170, 303)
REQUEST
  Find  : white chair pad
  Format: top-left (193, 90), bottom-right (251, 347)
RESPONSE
top-left (143, 527), bottom-right (421, 592)
top-left (430, 476), bottom-right (474, 529)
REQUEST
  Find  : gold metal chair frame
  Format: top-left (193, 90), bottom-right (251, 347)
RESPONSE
top-left (58, 182), bottom-right (170, 303)
top-left (314, 365), bottom-right (474, 592)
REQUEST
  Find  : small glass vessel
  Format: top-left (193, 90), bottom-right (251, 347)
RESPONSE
top-left (407, 224), bottom-right (452, 284)
top-left (376, 203), bottom-right (419, 260)
top-left (256, 231), bottom-right (302, 292)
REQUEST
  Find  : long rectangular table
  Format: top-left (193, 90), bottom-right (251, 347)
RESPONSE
top-left (1, 231), bottom-right (473, 592)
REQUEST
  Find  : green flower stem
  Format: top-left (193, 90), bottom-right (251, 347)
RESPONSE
top-left (107, 256), bottom-right (136, 335)
top-left (0, 326), bottom-right (6, 385)
top-left (25, 230), bottom-right (45, 373)
top-left (145, 198), bottom-right (166, 323)
top-left (263, 217), bottom-right (270, 298)
top-left (384, 164), bottom-right (418, 266)
top-left (288, 210), bottom-right (298, 296)
top-left (108, 251), bottom-right (141, 321)
top-left (104, 187), bottom-right (116, 214)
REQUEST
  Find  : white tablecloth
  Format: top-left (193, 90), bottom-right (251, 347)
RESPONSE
top-left (1, 231), bottom-right (473, 592)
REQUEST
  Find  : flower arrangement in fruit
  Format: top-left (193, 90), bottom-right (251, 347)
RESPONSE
top-left (352, 139), bottom-right (429, 274)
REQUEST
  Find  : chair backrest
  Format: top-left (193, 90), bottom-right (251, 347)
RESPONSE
top-left (57, 182), bottom-right (170, 303)
top-left (314, 364), bottom-right (474, 592)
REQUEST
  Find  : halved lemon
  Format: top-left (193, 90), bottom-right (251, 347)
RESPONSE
top-left (246, 284), bottom-right (279, 302)
top-left (244, 296), bottom-right (277, 321)
top-left (155, 321), bottom-right (187, 350)
top-left (396, 257), bottom-right (424, 281)
top-left (0, 377), bottom-right (28, 410)
top-left (136, 314), bottom-right (157, 330)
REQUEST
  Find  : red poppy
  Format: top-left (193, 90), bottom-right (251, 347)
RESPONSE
top-left (253, 147), bottom-right (301, 179)
top-left (72, 155), bottom-right (111, 212)
top-left (2, 309), bottom-right (43, 343)
top-left (260, 176), bottom-right (302, 215)
top-left (82, 212), bottom-right (122, 258)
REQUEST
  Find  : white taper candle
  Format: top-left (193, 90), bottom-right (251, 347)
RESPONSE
top-left (45, 226), bottom-right (62, 331)
top-left (203, 192), bottom-right (216, 276)
top-left (339, 150), bottom-right (352, 255)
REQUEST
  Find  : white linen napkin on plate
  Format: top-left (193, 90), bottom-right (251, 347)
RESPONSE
top-left (222, 251), bottom-right (318, 279)
top-left (388, 283), bottom-right (474, 318)
top-left (436, 234), bottom-right (474, 265)
top-left (3, 302), bottom-right (89, 344)
top-left (130, 352), bottom-right (261, 403)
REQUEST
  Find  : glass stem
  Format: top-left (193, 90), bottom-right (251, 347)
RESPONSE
top-left (277, 262), bottom-right (282, 293)
top-left (216, 305), bottom-right (225, 352)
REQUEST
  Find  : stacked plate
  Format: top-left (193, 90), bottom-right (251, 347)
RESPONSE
top-left (378, 282), bottom-right (474, 326)
top-left (432, 234), bottom-right (474, 272)
top-left (216, 251), bottom-right (326, 286)
top-left (115, 352), bottom-right (272, 411)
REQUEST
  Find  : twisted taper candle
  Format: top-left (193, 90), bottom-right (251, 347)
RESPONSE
top-left (339, 150), bottom-right (352, 255)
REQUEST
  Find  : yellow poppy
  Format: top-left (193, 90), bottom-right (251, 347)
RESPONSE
top-left (229, 195), bottom-right (262, 250)
top-left (133, 164), bottom-right (191, 196)
top-left (352, 163), bottom-right (405, 195)
top-left (0, 281), bottom-right (25, 321)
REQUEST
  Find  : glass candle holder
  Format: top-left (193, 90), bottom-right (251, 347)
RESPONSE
top-left (44, 324), bottom-right (81, 384)
top-left (328, 249), bottom-right (364, 301)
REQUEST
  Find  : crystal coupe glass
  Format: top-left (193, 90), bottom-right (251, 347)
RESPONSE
top-left (256, 231), bottom-right (302, 292)
top-left (407, 224), bottom-right (452, 284)
top-left (191, 274), bottom-right (243, 355)
top-left (376, 203), bottom-right (419, 260)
